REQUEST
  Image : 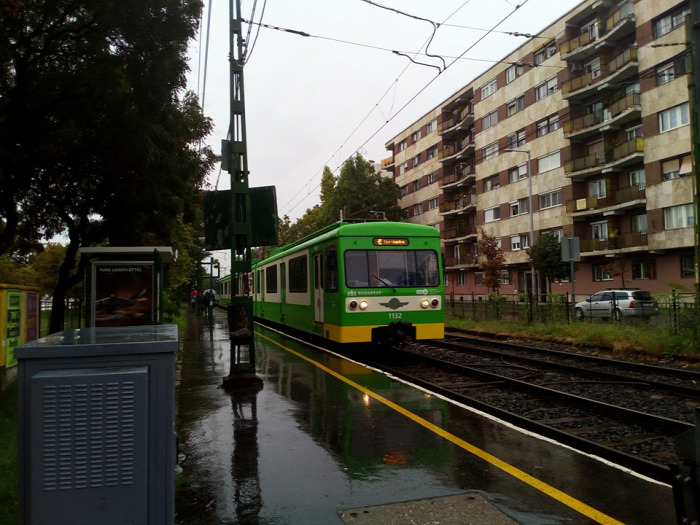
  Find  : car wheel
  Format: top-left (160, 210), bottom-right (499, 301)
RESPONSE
top-left (613, 309), bottom-right (623, 321)
top-left (574, 307), bottom-right (584, 320)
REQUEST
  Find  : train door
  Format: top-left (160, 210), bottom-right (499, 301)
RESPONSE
top-left (280, 262), bottom-right (286, 321)
top-left (314, 253), bottom-right (324, 323)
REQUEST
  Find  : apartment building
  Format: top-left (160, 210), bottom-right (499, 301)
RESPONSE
top-left (384, 0), bottom-right (695, 298)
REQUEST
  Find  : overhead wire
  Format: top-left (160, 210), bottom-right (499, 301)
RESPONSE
top-left (282, 0), bottom-right (534, 218)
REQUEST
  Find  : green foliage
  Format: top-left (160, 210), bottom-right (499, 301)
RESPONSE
top-left (0, 382), bottom-right (18, 525)
top-left (282, 155), bottom-right (402, 243)
top-left (527, 232), bottom-right (569, 292)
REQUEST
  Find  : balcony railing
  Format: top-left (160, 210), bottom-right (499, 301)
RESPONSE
top-left (439, 137), bottom-right (474, 161)
top-left (443, 222), bottom-right (477, 240)
top-left (441, 164), bottom-right (474, 187)
top-left (562, 47), bottom-right (637, 96)
top-left (559, 30), bottom-right (595, 56)
top-left (566, 186), bottom-right (645, 213)
top-left (580, 232), bottom-right (647, 252)
top-left (559, 1), bottom-right (634, 57)
top-left (381, 156), bottom-right (395, 168)
top-left (565, 137), bottom-right (643, 174)
top-left (439, 194), bottom-right (476, 214)
top-left (444, 254), bottom-right (478, 267)
top-left (564, 92), bottom-right (640, 135)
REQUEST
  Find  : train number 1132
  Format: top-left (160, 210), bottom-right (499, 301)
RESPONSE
top-left (388, 313), bottom-right (402, 319)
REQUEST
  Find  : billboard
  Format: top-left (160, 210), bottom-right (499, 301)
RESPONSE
top-left (92, 261), bottom-right (153, 327)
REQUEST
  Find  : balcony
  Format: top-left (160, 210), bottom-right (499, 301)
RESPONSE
top-left (565, 137), bottom-right (643, 179)
top-left (381, 156), bottom-right (395, 169)
top-left (559, 1), bottom-right (635, 61)
top-left (580, 232), bottom-right (648, 253)
top-left (440, 164), bottom-right (475, 189)
top-left (439, 136), bottom-right (475, 163)
top-left (439, 106), bottom-right (474, 137)
top-left (564, 91), bottom-right (641, 138)
top-left (439, 194), bottom-right (476, 215)
top-left (562, 47), bottom-right (637, 101)
top-left (566, 185), bottom-right (645, 215)
top-left (443, 221), bottom-right (477, 242)
top-left (444, 253), bottom-right (479, 269)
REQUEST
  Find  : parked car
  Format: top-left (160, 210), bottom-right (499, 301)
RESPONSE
top-left (574, 289), bottom-right (659, 320)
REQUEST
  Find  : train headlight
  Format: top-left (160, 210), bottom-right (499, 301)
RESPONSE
top-left (420, 299), bottom-right (430, 309)
top-left (359, 300), bottom-right (369, 310)
top-left (349, 300), bottom-right (358, 310)
top-left (431, 298), bottom-right (440, 308)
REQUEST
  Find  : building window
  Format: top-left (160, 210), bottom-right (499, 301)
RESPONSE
top-left (539, 189), bottom-right (562, 209)
top-left (483, 142), bottom-right (499, 161)
top-left (484, 206), bottom-right (500, 222)
top-left (413, 203), bottom-right (423, 215)
top-left (681, 255), bottom-right (695, 278)
top-left (482, 110), bottom-right (498, 130)
top-left (593, 264), bottom-right (613, 281)
top-left (426, 119), bottom-right (437, 133)
top-left (510, 234), bottom-right (529, 251)
top-left (659, 102), bottom-right (689, 132)
top-left (538, 151), bottom-right (560, 173)
top-left (626, 125), bottom-right (642, 141)
top-left (412, 130), bottom-right (422, 142)
top-left (507, 95), bottom-right (525, 116)
top-left (457, 272), bottom-right (467, 286)
top-left (509, 164), bottom-right (527, 183)
top-left (535, 77), bottom-right (558, 100)
top-left (399, 162), bottom-right (408, 175)
top-left (630, 169), bottom-right (646, 189)
top-left (427, 171), bottom-right (438, 184)
top-left (498, 269), bottom-right (512, 285)
top-left (534, 40), bottom-right (556, 65)
top-left (585, 57), bottom-right (601, 79)
top-left (484, 175), bottom-right (499, 192)
top-left (427, 146), bottom-right (438, 160)
top-left (592, 221), bottom-right (608, 240)
top-left (481, 78), bottom-right (497, 99)
top-left (428, 197), bottom-right (439, 210)
top-left (398, 140), bottom-right (407, 152)
top-left (413, 179), bottom-right (422, 191)
top-left (662, 155), bottom-right (692, 180)
top-left (654, 6), bottom-right (691, 38)
top-left (413, 154), bottom-right (421, 167)
top-left (589, 178), bottom-right (607, 198)
top-left (506, 63), bottom-right (524, 83)
top-left (632, 261), bottom-right (656, 280)
top-left (400, 185), bottom-right (408, 197)
top-left (510, 197), bottom-right (529, 217)
top-left (507, 129), bottom-right (526, 150)
top-left (474, 272), bottom-right (484, 286)
top-left (536, 114), bottom-right (559, 137)
top-left (664, 204), bottom-right (695, 229)
top-left (632, 213), bottom-right (647, 234)
top-left (656, 55), bottom-right (687, 86)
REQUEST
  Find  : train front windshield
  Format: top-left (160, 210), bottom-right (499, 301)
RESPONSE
top-left (344, 250), bottom-right (440, 288)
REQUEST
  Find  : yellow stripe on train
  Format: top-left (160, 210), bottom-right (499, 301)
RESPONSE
top-left (324, 323), bottom-right (444, 343)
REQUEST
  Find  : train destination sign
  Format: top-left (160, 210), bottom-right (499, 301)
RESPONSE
top-left (373, 237), bottom-right (409, 246)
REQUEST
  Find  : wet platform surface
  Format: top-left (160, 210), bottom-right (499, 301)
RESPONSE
top-left (175, 310), bottom-right (676, 524)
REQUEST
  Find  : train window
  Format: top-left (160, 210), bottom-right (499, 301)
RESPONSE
top-left (325, 247), bottom-right (338, 292)
top-left (265, 265), bottom-right (278, 293)
top-left (256, 270), bottom-right (261, 294)
top-left (288, 255), bottom-right (308, 293)
top-left (345, 250), bottom-right (440, 288)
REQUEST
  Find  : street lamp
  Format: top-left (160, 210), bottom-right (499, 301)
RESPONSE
top-left (505, 148), bottom-right (536, 301)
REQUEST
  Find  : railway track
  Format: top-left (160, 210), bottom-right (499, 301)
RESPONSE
top-left (352, 337), bottom-right (700, 484)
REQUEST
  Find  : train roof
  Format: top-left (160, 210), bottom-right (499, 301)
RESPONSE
top-left (259, 221), bottom-right (440, 265)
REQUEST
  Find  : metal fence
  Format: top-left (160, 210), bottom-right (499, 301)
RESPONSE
top-left (444, 292), bottom-right (697, 336)
top-left (39, 297), bottom-right (83, 337)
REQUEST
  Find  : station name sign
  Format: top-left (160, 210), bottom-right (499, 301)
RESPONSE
top-left (372, 237), bottom-right (409, 246)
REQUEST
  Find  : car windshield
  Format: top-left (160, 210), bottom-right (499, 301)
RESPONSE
top-left (344, 250), bottom-right (440, 288)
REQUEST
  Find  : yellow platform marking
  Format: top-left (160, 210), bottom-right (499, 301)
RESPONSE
top-left (258, 330), bottom-right (624, 525)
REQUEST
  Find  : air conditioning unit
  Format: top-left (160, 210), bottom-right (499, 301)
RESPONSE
top-left (570, 63), bottom-right (582, 72)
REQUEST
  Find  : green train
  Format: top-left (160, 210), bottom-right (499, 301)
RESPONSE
top-left (217, 221), bottom-right (445, 345)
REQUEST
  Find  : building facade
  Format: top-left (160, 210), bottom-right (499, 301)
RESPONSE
top-left (384, 0), bottom-right (695, 298)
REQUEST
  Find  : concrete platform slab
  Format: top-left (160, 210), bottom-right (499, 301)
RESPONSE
top-left (338, 493), bottom-right (517, 524)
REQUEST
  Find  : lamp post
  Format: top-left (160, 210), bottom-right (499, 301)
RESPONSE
top-left (505, 148), bottom-right (536, 304)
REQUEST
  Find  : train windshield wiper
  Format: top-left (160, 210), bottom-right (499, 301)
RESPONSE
top-left (371, 273), bottom-right (396, 293)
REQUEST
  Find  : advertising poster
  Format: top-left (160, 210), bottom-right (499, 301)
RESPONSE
top-left (5, 290), bottom-right (21, 367)
top-left (93, 262), bottom-right (153, 327)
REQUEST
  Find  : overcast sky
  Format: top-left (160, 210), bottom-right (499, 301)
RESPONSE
top-left (187, 0), bottom-right (581, 226)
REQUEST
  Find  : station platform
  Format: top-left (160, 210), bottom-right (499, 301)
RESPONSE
top-left (175, 309), bottom-right (676, 524)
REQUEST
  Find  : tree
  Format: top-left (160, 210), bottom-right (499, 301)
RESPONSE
top-left (602, 258), bottom-right (628, 288)
top-left (282, 155), bottom-right (403, 243)
top-left (478, 228), bottom-right (506, 293)
top-left (0, 1), bottom-right (214, 331)
top-left (527, 232), bottom-right (570, 294)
